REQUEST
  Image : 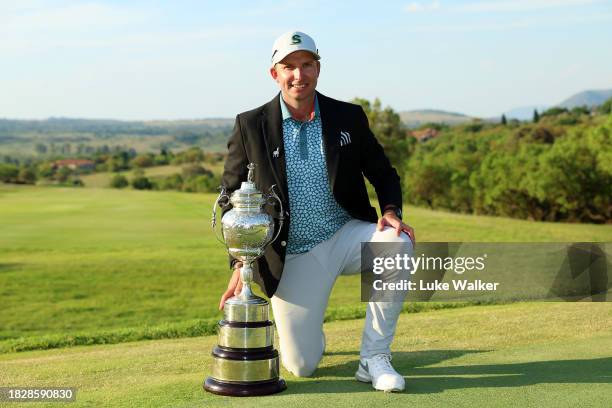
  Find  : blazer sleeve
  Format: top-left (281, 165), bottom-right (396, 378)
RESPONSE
top-left (357, 106), bottom-right (403, 214)
top-left (221, 115), bottom-right (249, 269)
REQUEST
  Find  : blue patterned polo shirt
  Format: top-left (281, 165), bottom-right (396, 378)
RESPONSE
top-left (280, 95), bottom-right (353, 254)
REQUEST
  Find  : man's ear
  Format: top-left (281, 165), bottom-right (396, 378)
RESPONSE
top-left (269, 66), bottom-right (278, 81)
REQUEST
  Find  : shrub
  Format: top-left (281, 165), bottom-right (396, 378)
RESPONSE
top-left (110, 174), bottom-right (129, 189)
top-left (0, 163), bottom-right (19, 183)
top-left (158, 174), bottom-right (183, 190)
top-left (541, 107), bottom-right (569, 117)
top-left (131, 176), bottom-right (153, 190)
top-left (182, 164), bottom-right (213, 179)
top-left (131, 154), bottom-right (154, 168)
top-left (18, 168), bottom-right (37, 184)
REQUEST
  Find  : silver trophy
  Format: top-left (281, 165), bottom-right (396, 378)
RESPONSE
top-left (204, 163), bottom-right (287, 397)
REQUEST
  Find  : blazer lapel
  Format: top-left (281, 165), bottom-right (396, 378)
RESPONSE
top-left (261, 94), bottom-right (289, 203)
top-left (317, 92), bottom-right (340, 192)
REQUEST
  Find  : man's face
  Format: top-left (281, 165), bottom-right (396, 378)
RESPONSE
top-left (270, 51), bottom-right (320, 102)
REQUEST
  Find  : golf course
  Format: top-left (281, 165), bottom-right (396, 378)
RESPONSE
top-left (1, 184), bottom-right (611, 407)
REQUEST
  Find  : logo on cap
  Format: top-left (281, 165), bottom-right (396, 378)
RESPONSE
top-left (291, 34), bottom-right (302, 44)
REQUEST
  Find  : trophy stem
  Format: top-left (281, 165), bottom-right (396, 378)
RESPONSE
top-left (238, 262), bottom-right (255, 300)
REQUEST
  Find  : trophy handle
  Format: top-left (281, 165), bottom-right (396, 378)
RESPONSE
top-left (212, 186), bottom-right (230, 245)
top-left (267, 184), bottom-right (285, 246)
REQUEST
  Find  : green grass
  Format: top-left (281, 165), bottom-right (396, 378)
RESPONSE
top-left (0, 302), bottom-right (610, 407)
top-left (1, 185), bottom-right (611, 351)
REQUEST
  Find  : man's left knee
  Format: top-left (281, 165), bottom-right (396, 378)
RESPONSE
top-left (373, 226), bottom-right (413, 246)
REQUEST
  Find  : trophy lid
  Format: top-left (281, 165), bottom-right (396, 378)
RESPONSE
top-left (230, 163), bottom-right (266, 207)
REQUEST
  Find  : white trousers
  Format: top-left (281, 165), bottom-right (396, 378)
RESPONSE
top-left (270, 219), bottom-right (413, 377)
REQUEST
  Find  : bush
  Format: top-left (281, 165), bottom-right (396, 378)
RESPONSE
top-left (18, 168), bottom-right (37, 184)
top-left (182, 173), bottom-right (221, 193)
top-left (463, 121), bottom-right (484, 133)
top-left (182, 164), bottom-right (213, 179)
top-left (131, 154), bottom-right (154, 168)
top-left (131, 176), bottom-right (153, 190)
top-left (56, 167), bottom-right (71, 183)
top-left (158, 174), bottom-right (183, 190)
top-left (37, 163), bottom-right (55, 179)
top-left (571, 106), bottom-right (590, 116)
top-left (0, 163), bottom-right (19, 183)
top-left (541, 107), bottom-right (569, 117)
top-left (110, 174), bottom-right (129, 189)
top-left (599, 97), bottom-right (612, 115)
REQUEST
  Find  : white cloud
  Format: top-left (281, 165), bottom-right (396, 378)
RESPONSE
top-left (457, 0), bottom-right (601, 13)
top-left (0, 2), bottom-right (277, 55)
top-left (0, 2), bottom-right (146, 31)
top-left (405, 19), bottom-right (530, 32)
top-left (404, 0), bottom-right (603, 14)
top-left (0, 2), bottom-right (155, 54)
top-left (403, 10), bottom-right (612, 32)
top-left (405, 0), bottom-right (441, 13)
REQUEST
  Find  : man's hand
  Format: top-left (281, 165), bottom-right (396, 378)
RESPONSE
top-left (377, 210), bottom-right (416, 246)
top-left (219, 262), bottom-right (243, 310)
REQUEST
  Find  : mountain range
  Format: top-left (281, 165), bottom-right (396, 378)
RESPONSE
top-left (502, 88), bottom-right (612, 121)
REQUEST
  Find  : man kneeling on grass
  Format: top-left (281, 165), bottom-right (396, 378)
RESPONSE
top-left (219, 30), bottom-right (415, 392)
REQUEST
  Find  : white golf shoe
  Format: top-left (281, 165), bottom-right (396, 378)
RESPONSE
top-left (355, 353), bottom-right (405, 392)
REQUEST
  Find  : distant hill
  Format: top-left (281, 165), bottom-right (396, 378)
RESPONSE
top-left (399, 109), bottom-right (472, 128)
top-left (503, 105), bottom-right (549, 121)
top-left (0, 117), bottom-right (234, 134)
top-left (0, 118), bottom-right (234, 158)
top-left (144, 118), bottom-right (234, 128)
top-left (557, 89), bottom-right (612, 109)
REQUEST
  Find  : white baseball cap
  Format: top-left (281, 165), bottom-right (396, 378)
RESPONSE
top-left (271, 31), bottom-right (320, 66)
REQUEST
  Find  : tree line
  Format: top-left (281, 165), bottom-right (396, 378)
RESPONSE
top-left (354, 97), bottom-right (612, 224)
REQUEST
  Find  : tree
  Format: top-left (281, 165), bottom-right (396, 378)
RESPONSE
top-left (182, 147), bottom-right (205, 163)
top-left (182, 164), bottom-right (213, 179)
top-left (571, 105), bottom-right (589, 116)
top-left (533, 109), bottom-right (540, 123)
top-left (541, 107), bottom-right (568, 117)
top-left (350, 97), bottom-right (413, 173)
top-left (110, 174), bottom-right (129, 189)
top-left (37, 162), bottom-right (55, 179)
top-left (598, 97), bottom-right (612, 115)
top-left (35, 143), bottom-right (48, 154)
top-left (18, 167), bottom-right (37, 184)
top-left (0, 163), bottom-right (19, 183)
top-left (158, 174), bottom-right (183, 190)
top-left (501, 114), bottom-right (507, 125)
top-left (56, 167), bottom-right (71, 183)
top-left (131, 154), bottom-right (154, 168)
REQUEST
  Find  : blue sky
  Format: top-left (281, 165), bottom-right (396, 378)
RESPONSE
top-left (1, 0), bottom-right (611, 120)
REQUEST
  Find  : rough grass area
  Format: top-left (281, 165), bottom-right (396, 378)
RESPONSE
top-left (1, 185), bottom-right (611, 352)
top-left (0, 302), bottom-right (478, 354)
top-left (0, 303), bottom-right (610, 407)
top-left (79, 163), bottom-right (224, 188)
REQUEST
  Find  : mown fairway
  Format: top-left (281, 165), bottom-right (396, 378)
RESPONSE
top-left (0, 303), bottom-right (610, 407)
top-left (1, 184), bottom-right (611, 350)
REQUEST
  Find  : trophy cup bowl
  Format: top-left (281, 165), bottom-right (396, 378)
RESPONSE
top-left (204, 163), bottom-right (287, 397)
